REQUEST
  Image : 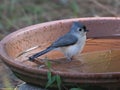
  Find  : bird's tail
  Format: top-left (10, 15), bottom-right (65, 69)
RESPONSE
top-left (29, 47), bottom-right (54, 61)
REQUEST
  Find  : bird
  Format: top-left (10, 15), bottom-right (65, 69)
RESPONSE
top-left (29, 21), bottom-right (89, 62)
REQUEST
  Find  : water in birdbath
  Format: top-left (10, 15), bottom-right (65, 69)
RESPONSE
top-left (15, 38), bottom-right (120, 73)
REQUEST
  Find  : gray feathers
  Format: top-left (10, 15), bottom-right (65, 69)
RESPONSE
top-left (29, 34), bottom-right (78, 61)
top-left (51, 33), bottom-right (78, 48)
top-left (29, 47), bottom-right (54, 61)
top-left (29, 21), bottom-right (88, 61)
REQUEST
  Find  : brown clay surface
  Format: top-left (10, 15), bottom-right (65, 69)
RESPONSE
top-left (0, 18), bottom-right (120, 87)
top-left (15, 38), bottom-right (120, 73)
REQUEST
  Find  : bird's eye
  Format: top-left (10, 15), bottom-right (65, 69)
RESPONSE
top-left (78, 28), bottom-right (82, 31)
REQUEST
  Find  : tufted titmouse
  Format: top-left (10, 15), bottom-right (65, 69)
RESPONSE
top-left (29, 21), bottom-right (89, 62)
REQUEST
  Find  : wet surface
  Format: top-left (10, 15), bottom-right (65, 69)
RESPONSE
top-left (15, 38), bottom-right (120, 73)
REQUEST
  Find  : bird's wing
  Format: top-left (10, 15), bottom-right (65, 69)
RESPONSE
top-left (51, 34), bottom-right (78, 48)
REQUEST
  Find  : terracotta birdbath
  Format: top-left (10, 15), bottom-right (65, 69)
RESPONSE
top-left (0, 17), bottom-right (120, 90)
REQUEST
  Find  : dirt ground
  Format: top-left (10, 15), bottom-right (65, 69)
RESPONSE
top-left (0, 60), bottom-right (23, 88)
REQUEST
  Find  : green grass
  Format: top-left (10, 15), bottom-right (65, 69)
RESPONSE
top-left (0, 0), bottom-right (119, 40)
top-left (45, 61), bottom-right (62, 90)
top-left (45, 60), bottom-right (84, 90)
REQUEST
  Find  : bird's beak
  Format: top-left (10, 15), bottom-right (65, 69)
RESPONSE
top-left (84, 29), bottom-right (89, 32)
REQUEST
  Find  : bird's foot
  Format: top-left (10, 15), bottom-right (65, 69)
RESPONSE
top-left (66, 57), bottom-right (73, 62)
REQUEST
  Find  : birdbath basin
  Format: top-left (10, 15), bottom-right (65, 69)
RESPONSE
top-left (0, 17), bottom-right (120, 89)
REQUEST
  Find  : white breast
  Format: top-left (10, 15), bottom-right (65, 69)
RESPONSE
top-left (59, 35), bottom-right (86, 58)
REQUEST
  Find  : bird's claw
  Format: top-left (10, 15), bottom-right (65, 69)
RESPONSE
top-left (66, 58), bottom-right (72, 62)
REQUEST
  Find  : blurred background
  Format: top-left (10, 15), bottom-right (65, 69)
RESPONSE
top-left (0, 0), bottom-right (120, 89)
